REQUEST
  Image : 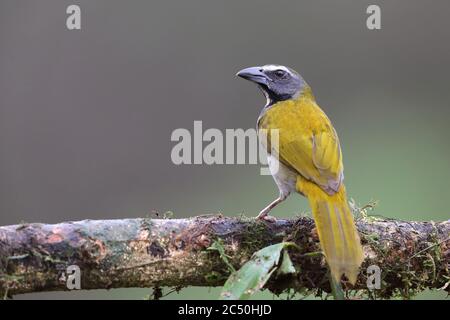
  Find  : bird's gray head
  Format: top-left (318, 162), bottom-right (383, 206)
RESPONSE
top-left (236, 65), bottom-right (306, 106)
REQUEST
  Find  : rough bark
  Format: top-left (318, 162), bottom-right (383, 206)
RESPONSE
top-left (0, 214), bottom-right (448, 298)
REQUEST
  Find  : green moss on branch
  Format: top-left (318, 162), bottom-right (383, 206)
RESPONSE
top-left (0, 215), bottom-right (448, 299)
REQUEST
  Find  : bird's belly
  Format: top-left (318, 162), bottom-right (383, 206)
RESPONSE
top-left (267, 154), bottom-right (298, 197)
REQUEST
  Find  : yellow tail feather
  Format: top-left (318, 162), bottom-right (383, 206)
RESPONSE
top-left (298, 180), bottom-right (364, 284)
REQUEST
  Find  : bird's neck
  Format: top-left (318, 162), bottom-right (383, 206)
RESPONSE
top-left (263, 84), bottom-right (315, 109)
top-left (294, 84), bottom-right (315, 102)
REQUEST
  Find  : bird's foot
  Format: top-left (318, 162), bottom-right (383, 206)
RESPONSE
top-left (256, 212), bottom-right (277, 223)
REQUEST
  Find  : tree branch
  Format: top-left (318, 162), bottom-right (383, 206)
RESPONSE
top-left (0, 215), bottom-right (448, 298)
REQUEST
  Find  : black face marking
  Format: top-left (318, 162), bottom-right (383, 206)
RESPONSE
top-left (237, 65), bottom-right (306, 106)
top-left (268, 69), bottom-right (289, 80)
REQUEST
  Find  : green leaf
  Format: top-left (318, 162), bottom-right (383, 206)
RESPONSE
top-left (278, 250), bottom-right (296, 275)
top-left (220, 242), bottom-right (296, 300)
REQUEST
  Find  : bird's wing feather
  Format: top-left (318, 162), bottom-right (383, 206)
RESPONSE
top-left (261, 100), bottom-right (344, 193)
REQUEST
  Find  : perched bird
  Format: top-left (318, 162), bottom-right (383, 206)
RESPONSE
top-left (237, 65), bottom-right (364, 284)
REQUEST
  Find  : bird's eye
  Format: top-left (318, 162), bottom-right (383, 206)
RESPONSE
top-left (274, 69), bottom-right (287, 78)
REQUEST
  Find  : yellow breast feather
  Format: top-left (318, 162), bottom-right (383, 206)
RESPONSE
top-left (258, 91), bottom-right (343, 194)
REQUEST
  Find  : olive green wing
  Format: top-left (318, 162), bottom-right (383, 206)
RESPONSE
top-left (260, 102), bottom-right (344, 193)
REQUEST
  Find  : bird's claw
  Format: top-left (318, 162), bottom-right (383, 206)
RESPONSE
top-left (256, 213), bottom-right (277, 223)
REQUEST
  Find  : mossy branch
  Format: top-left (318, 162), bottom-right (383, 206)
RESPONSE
top-left (0, 215), bottom-right (448, 299)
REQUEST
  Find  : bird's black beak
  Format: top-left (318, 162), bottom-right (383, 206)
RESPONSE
top-left (236, 66), bottom-right (268, 86)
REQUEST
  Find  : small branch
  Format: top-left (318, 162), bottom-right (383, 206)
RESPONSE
top-left (0, 215), bottom-right (448, 298)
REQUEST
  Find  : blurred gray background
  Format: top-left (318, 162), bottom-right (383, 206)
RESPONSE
top-left (1, 0), bottom-right (449, 299)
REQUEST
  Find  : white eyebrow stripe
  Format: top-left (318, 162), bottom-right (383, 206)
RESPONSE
top-left (262, 65), bottom-right (290, 73)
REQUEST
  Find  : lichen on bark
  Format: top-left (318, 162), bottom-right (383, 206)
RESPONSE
top-left (0, 215), bottom-right (448, 299)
